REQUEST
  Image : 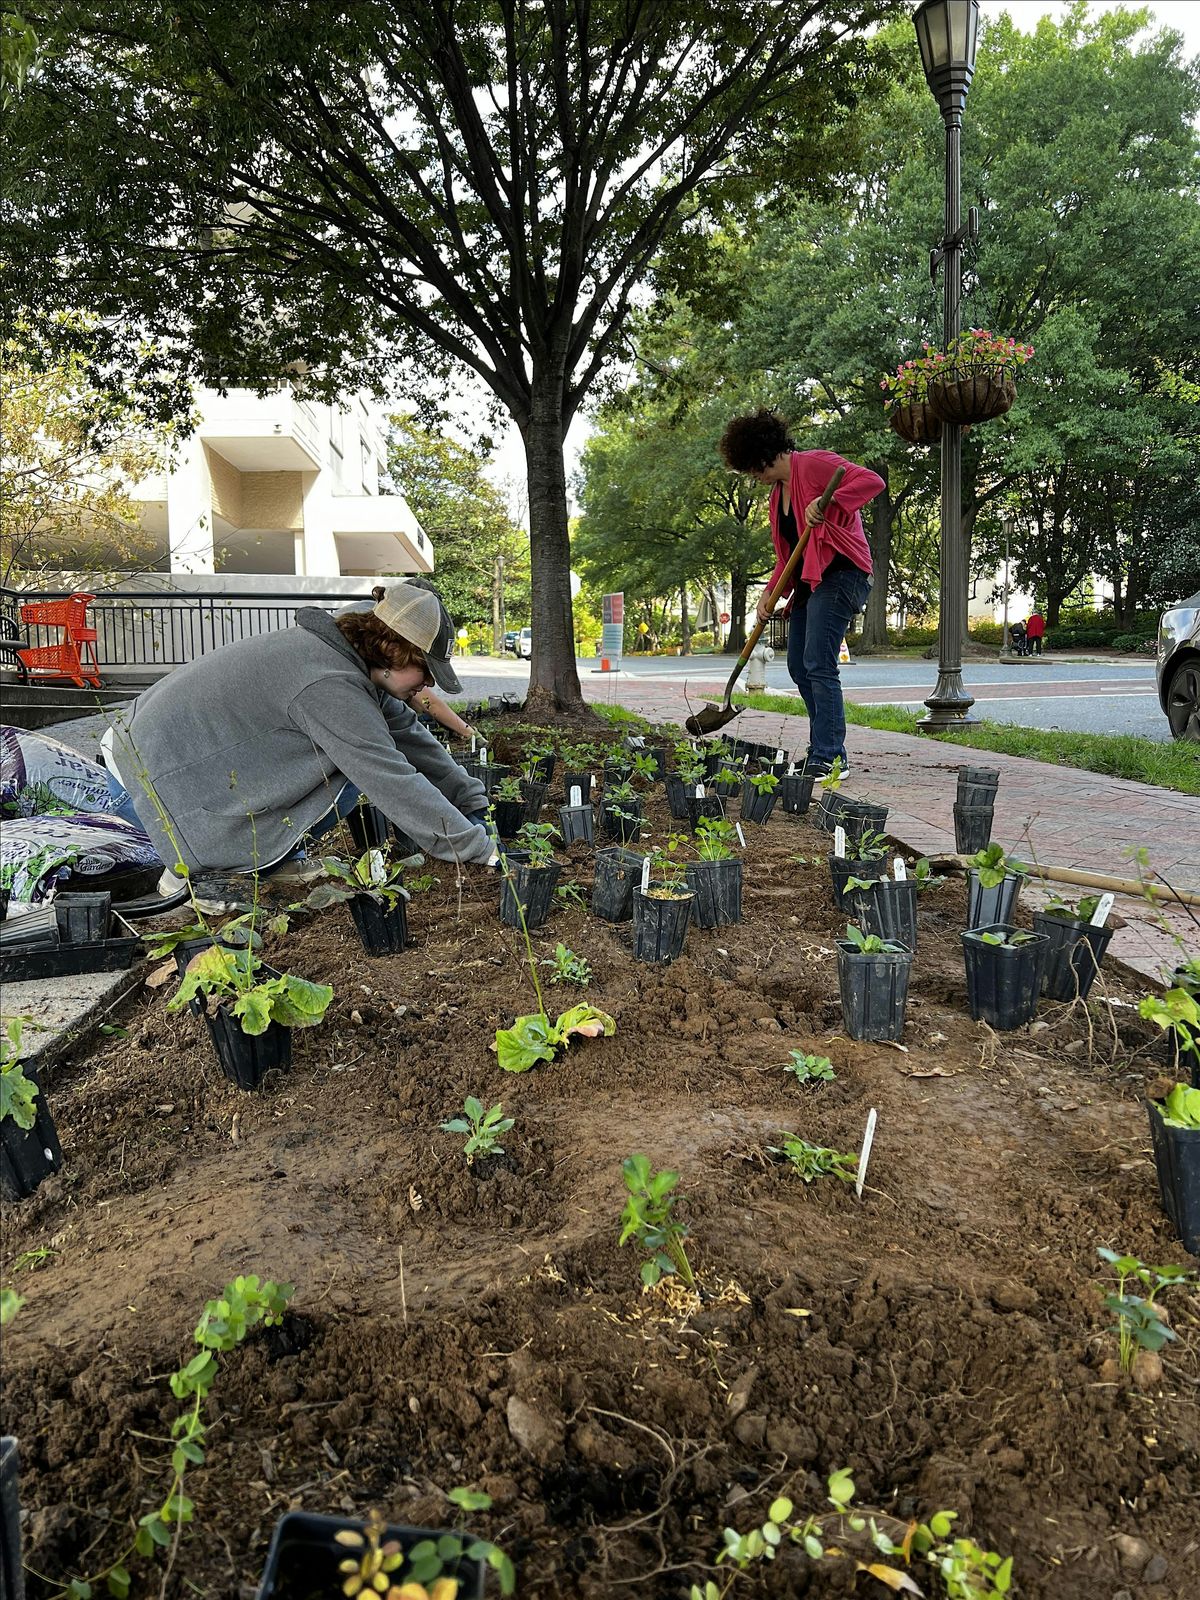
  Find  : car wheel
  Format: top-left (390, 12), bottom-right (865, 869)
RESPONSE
top-left (1166, 658), bottom-right (1200, 740)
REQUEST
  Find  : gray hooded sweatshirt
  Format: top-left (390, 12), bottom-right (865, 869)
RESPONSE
top-left (109, 608), bottom-right (490, 871)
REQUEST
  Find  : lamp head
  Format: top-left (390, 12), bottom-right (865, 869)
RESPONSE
top-left (913, 0), bottom-right (980, 118)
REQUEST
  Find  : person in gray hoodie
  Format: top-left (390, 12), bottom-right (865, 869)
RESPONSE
top-left (104, 582), bottom-right (497, 899)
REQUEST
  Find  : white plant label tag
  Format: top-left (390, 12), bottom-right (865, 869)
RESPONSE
top-left (893, 858), bottom-right (908, 881)
top-left (834, 824), bottom-right (847, 858)
top-left (742, 754), bottom-right (750, 767)
top-left (640, 856), bottom-right (652, 892)
top-left (470, 734), bottom-right (477, 753)
top-left (694, 784), bottom-right (705, 798)
top-left (787, 761), bottom-right (796, 776)
top-left (569, 785), bottom-right (582, 807)
top-left (367, 847), bottom-right (387, 885)
top-left (775, 748), bottom-right (784, 763)
top-left (480, 745), bottom-right (488, 766)
top-left (1090, 892), bottom-right (1115, 927)
top-left (856, 1107), bottom-right (878, 1201)
top-left (735, 823), bottom-right (746, 848)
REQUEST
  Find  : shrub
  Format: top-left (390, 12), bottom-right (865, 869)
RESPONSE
top-left (889, 625), bottom-right (940, 647)
top-left (1110, 632), bottom-right (1157, 653)
top-left (689, 630), bottom-right (715, 650)
top-left (968, 620), bottom-right (1004, 645)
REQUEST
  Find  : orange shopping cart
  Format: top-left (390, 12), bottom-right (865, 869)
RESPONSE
top-left (17, 592), bottom-right (103, 688)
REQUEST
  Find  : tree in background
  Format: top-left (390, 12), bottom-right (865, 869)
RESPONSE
top-left (4, 0), bottom-right (896, 712)
top-left (0, 324), bottom-right (176, 586)
top-left (387, 422), bottom-right (529, 651)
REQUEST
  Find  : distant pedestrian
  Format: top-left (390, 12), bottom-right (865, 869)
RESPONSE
top-left (1026, 610), bottom-right (1045, 655)
top-left (718, 408), bottom-right (883, 777)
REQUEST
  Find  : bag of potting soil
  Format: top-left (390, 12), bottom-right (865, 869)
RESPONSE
top-left (1, 725), bottom-right (115, 817)
top-left (0, 811), bottom-right (162, 904)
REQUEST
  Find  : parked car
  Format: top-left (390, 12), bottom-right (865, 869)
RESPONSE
top-left (517, 627), bottom-right (533, 659)
top-left (502, 630), bottom-right (518, 653)
top-left (1157, 590), bottom-right (1200, 740)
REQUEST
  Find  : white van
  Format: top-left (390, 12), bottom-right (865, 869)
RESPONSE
top-left (517, 627), bottom-right (533, 659)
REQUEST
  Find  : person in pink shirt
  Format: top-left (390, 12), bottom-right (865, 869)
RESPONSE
top-left (1025, 610), bottom-right (1045, 655)
top-left (719, 410), bottom-right (884, 776)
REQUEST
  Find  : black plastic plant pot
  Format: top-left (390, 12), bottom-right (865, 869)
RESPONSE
top-left (646, 745), bottom-right (671, 782)
top-left (256, 1510), bottom-right (485, 1600)
top-left (632, 885), bottom-right (694, 963)
top-left (664, 773), bottom-right (692, 821)
top-left (521, 779), bottom-right (548, 822)
top-left (841, 802), bottom-right (889, 846)
top-left (390, 824), bottom-right (420, 856)
top-left (836, 941), bottom-right (913, 1043)
top-left (203, 1003), bottom-right (293, 1091)
top-left (347, 803), bottom-right (389, 852)
top-left (953, 802), bottom-right (995, 855)
top-left (1032, 911), bottom-right (1113, 1002)
top-left (684, 859), bottom-right (743, 929)
top-left (0, 1074), bottom-right (63, 1201)
top-left (0, 1436), bottom-right (21, 1600)
top-left (347, 892), bottom-right (408, 956)
top-left (1146, 1099), bottom-right (1200, 1255)
top-left (828, 854), bottom-right (887, 910)
top-left (780, 772), bottom-right (816, 815)
top-left (54, 890), bottom-right (112, 945)
top-left (864, 878), bottom-right (919, 951)
top-left (814, 789), bottom-right (848, 833)
top-left (499, 861), bottom-right (561, 930)
top-left (0, 887), bottom-right (8, 923)
top-left (561, 770), bottom-right (595, 807)
top-left (600, 801), bottom-right (643, 844)
top-left (957, 766), bottom-right (1001, 811)
top-left (591, 848), bottom-right (644, 923)
top-left (557, 803), bottom-right (594, 846)
top-left (604, 759), bottom-right (633, 787)
top-left (711, 774), bottom-right (741, 800)
top-left (528, 752), bottom-right (556, 784)
top-left (702, 749), bottom-right (725, 781)
top-left (686, 794), bottom-right (725, 833)
top-left (966, 870), bottom-right (1023, 930)
top-left (491, 798), bottom-right (526, 840)
top-left (740, 781), bottom-right (778, 826)
top-left (961, 925), bottom-right (1050, 1031)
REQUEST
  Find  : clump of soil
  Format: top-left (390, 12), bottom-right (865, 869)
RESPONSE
top-left (3, 732), bottom-right (1197, 1600)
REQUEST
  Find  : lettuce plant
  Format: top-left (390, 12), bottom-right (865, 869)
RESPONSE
top-left (168, 946), bottom-right (332, 1036)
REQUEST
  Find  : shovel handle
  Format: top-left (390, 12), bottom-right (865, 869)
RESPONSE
top-left (735, 466), bottom-right (848, 669)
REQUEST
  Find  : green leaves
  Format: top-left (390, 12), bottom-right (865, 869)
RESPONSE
top-left (0, 1288), bottom-right (25, 1325)
top-left (783, 1050), bottom-right (836, 1085)
top-left (619, 1153), bottom-right (695, 1289)
top-left (769, 1134), bottom-right (858, 1185)
top-left (494, 1005), bottom-right (615, 1072)
top-left (842, 923), bottom-right (902, 955)
top-left (0, 1059), bottom-right (39, 1131)
top-left (440, 1097), bottom-right (514, 1163)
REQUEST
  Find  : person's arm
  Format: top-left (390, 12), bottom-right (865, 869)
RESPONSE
top-left (289, 681), bottom-right (493, 864)
top-left (404, 685), bottom-right (475, 741)
top-left (802, 458), bottom-right (885, 524)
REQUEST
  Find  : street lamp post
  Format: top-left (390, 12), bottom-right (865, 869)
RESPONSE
top-left (914, 0), bottom-right (981, 732)
top-left (1000, 509), bottom-right (1014, 658)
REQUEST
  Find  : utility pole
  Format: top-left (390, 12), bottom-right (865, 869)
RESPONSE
top-left (493, 551), bottom-right (505, 654)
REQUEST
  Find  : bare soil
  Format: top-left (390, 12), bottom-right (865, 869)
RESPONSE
top-left (3, 743), bottom-right (1197, 1600)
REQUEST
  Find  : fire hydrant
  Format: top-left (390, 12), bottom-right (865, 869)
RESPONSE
top-left (746, 640), bottom-right (774, 691)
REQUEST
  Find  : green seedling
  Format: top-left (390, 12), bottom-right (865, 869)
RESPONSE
top-left (747, 770), bottom-right (779, 795)
top-left (647, 845), bottom-right (690, 896)
top-left (1140, 985), bottom-right (1200, 1065)
top-left (143, 907), bottom-right (280, 959)
top-left (304, 850), bottom-right (411, 911)
top-left (632, 752), bottom-right (659, 783)
top-left (1045, 891), bottom-right (1102, 922)
top-left (440, 1097), bottom-right (514, 1164)
top-left (406, 871), bottom-right (439, 894)
top-left (1155, 1081), bottom-right (1200, 1129)
top-left (544, 943), bottom-right (591, 987)
top-left (494, 1003), bottom-right (615, 1073)
top-left (913, 856), bottom-right (945, 891)
top-left (555, 880), bottom-right (587, 912)
top-left (820, 756), bottom-right (844, 791)
top-left (12, 1245), bottom-right (57, 1271)
top-left (605, 779), bottom-right (637, 805)
top-left (978, 929), bottom-right (1037, 947)
top-left (714, 766), bottom-right (742, 788)
top-left (1, 1019), bottom-right (38, 1131)
top-left (492, 774), bottom-right (525, 803)
top-left (783, 1050), bottom-right (836, 1085)
top-left (1097, 1247), bottom-right (1197, 1371)
top-left (690, 1468), bottom-right (1013, 1600)
top-left (844, 827), bottom-right (888, 862)
top-left (695, 815), bottom-right (738, 861)
top-left (513, 820), bottom-right (559, 866)
top-left (619, 1154), bottom-right (696, 1288)
top-left (842, 923), bottom-right (904, 955)
top-left (168, 946), bottom-right (332, 1037)
top-left (969, 842), bottom-right (1021, 890)
top-left (769, 1133), bottom-right (857, 1184)
top-left (0, 1288), bottom-right (24, 1326)
top-left (400, 1488), bottom-right (516, 1596)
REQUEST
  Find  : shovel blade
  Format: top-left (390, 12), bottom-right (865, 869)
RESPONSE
top-left (684, 702), bottom-right (742, 738)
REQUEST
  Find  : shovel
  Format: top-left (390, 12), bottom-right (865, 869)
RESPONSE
top-left (685, 466), bottom-right (847, 737)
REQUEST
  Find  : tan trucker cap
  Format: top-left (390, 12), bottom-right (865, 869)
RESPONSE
top-left (373, 582), bottom-right (463, 695)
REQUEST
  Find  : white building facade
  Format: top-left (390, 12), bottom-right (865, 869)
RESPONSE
top-left (130, 386), bottom-right (432, 580)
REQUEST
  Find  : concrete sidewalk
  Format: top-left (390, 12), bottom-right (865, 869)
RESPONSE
top-left (583, 671), bottom-right (1198, 988)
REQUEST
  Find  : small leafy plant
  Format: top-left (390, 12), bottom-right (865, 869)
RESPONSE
top-left (1140, 984), bottom-right (1199, 1068)
top-left (544, 942), bottom-right (591, 987)
top-left (844, 827), bottom-right (888, 862)
top-left (842, 922), bottom-right (904, 955)
top-left (1097, 1247), bottom-right (1196, 1372)
top-left (695, 815), bottom-right (738, 861)
top-left (334, 1488), bottom-right (515, 1598)
top-left (978, 929), bottom-right (1038, 947)
top-left (913, 856), bottom-right (945, 891)
top-left (969, 842), bottom-right (1020, 889)
top-left (647, 845), bottom-right (690, 897)
top-left (783, 1050), bottom-right (836, 1085)
top-left (1045, 891), bottom-right (1101, 922)
top-left (1, 1019), bottom-right (38, 1131)
top-left (619, 1154), bottom-right (696, 1288)
top-left (440, 1097), bottom-right (514, 1164)
top-left (494, 1003), bottom-right (615, 1073)
top-left (492, 774), bottom-right (525, 803)
top-left (168, 946), bottom-right (333, 1036)
top-left (143, 908), bottom-right (277, 959)
top-left (632, 752), bottom-right (659, 784)
top-left (309, 850), bottom-right (411, 910)
top-left (1154, 1081), bottom-right (1200, 1129)
top-left (555, 880), bottom-right (587, 912)
top-left (605, 778), bottom-right (637, 806)
top-left (747, 770), bottom-right (779, 795)
top-left (769, 1133), bottom-right (857, 1184)
top-left (513, 820), bottom-right (559, 866)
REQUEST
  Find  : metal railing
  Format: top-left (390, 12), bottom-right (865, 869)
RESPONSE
top-left (7, 590), bottom-right (372, 671)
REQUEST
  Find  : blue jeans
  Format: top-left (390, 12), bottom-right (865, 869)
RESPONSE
top-left (786, 566), bottom-right (872, 765)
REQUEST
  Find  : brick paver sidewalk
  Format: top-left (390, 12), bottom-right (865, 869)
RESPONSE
top-left (583, 669), bottom-right (1198, 988)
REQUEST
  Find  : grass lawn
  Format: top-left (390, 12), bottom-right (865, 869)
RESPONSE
top-left (732, 690), bottom-right (1200, 796)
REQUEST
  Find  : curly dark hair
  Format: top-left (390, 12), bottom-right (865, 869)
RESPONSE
top-left (718, 409), bottom-right (796, 473)
top-left (335, 611), bottom-right (427, 673)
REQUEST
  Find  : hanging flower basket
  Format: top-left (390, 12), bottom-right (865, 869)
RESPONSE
top-left (888, 400), bottom-right (942, 444)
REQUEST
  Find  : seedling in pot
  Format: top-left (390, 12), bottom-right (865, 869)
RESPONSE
top-left (843, 827), bottom-right (888, 862)
top-left (695, 815), bottom-right (738, 861)
top-left (969, 841), bottom-right (1020, 889)
top-left (631, 752), bottom-right (659, 784)
top-left (843, 922), bottom-right (904, 956)
top-left (169, 945), bottom-right (333, 1036)
top-left (1155, 1081), bottom-right (1200, 1129)
top-left (512, 820), bottom-right (560, 866)
top-left (544, 942), bottom-right (591, 987)
top-left (619, 1153), bottom-right (696, 1288)
top-left (1044, 891), bottom-right (1102, 922)
top-left (440, 1097), bottom-right (514, 1165)
top-left (305, 851), bottom-right (411, 912)
top-left (768, 1133), bottom-right (857, 1184)
top-left (783, 1050), bottom-right (836, 1085)
top-left (143, 907), bottom-right (278, 960)
top-left (1097, 1247), bottom-right (1196, 1373)
top-left (1, 1019), bottom-right (38, 1134)
top-left (747, 770), bottom-right (779, 796)
top-left (978, 929), bottom-right (1037, 948)
top-left (1140, 984), bottom-right (1200, 1069)
top-left (913, 856), bottom-right (945, 891)
top-left (492, 774), bottom-right (525, 803)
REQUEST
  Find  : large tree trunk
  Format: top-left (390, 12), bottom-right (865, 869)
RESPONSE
top-left (679, 585), bottom-right (691, 655)
top-left (728, 568), bottom-right (749, 655)
top-left (521, 377), bottom-right (585, 714)
top-left (858, 467), bottom-right (893, 653)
